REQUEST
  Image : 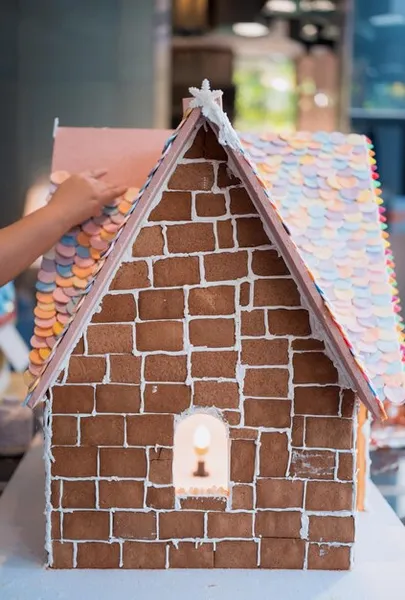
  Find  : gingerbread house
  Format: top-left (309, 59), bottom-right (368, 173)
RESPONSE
top-left (24, 82), bottom-right (404, 571)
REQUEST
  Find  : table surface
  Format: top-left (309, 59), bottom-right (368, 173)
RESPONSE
top-left (1, 436), bottom-right (405, 600)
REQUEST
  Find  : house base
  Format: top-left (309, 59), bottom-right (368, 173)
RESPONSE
top-left (1, 435), bottom-right (405, 598)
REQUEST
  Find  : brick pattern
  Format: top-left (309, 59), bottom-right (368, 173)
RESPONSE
top-left (46, 126), bottom-right (357, 570)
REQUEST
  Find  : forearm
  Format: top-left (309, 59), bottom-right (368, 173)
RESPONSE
top-left (0, 205), bottom-right (71, 287)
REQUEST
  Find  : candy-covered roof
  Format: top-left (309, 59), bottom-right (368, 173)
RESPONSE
top-left (239, 131), bottom-right (405, 407)
top-left (23, 82), bottom-right (402, 418)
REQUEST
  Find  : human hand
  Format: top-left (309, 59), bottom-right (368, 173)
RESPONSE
top-left (48, 169), bottom-right (127, 229)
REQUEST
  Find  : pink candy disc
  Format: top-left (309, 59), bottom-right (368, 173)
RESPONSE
top-left (53, 288), bottom-right (70, 304)
top-left (30, 335), bottom-right (48, 349)
top-left (82, 220), bottom-right (102, 235)
top-left (56, 243), bottom-right (76, 258)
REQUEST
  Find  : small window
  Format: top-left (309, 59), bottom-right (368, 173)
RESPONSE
top-left (173, 412), bottom-right (229, 497)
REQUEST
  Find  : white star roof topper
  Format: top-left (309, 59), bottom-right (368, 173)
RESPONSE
top-left (189, 79), bottom-right (241, 150)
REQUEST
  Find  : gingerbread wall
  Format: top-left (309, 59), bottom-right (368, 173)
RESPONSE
top-left (45, 126), bottom-right (358, 570)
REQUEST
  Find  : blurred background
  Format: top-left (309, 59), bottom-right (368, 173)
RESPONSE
top-left (1, 0), bottom-right (405, 519)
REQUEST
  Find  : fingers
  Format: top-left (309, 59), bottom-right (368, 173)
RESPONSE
top-left (99, 185), bottom-right (128, 204)
top-left (87, 168), bottom-right (108, 179)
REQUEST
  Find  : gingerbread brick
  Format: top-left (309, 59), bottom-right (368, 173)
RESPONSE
top-left (243, 368), bottom-right (289, 398)
top-left (146, 486), bottom-right (175, 509)
top-left (292, 416), bottom-right (305, 446)
top-left (341, 389), bottom-right (356, 418)
top-left (153, 256), bottom-right (200, 287)
top-left (109, 355), bottom-right (141, 384)
top-left (72, 337), bottom-right (85, 354)
top-left (215, 541), bottom-right (258, 568)
top-left (63, 511), bottom-right (109, 541)
top-left (255, 511), bottom-right (302, 539)
top-left (149, 191), bottom-right (191, 221)
top-left (236, 217), bottom-right (268, 247)
top-left (179, 497), bottom-right (226, 511)
top-left (230, 428), bottom-right (258, 440)
top-left (217, 163), bottom-right (240, 188)
top-left (294, 386), bottom-right (340, 416)
top-left (110, 261), bottom-right (150, 290)
top-left (87, 324), bottom-right (133, 355)
top-left (224, 410), bottom-right (241, 425)
top-left (293, 353), bottom-right (338, 385)
top-left (292, 338), bottom-right (324, 351)
top-left (99, 481), bottom-right (144, 509)
top-left (251, 249), bottom-right (289, 276)
top-left (338, 452), bottom-right (354, 481)
top-left (305, 417), bottom-right (353, 449)
top-left (244, 399), bottom-right (291, 428)
top-left (256, 478), bottom-right (304, 509)
top-left (81, 415), bottom-right (124, 446)
top-left (51, 541), bottom-right (73, 569)
top-left (123, 542), bottom-right (166, 569)
top-left (189, 318), bottom-right (235, 348)
top-left (254, 279), bottom-right (301, 307)
top-left (241, 338), bottom-right (288, 366)
top-left (208, 512), bottom-right (253, 538)
top-left (51, 447), bottom-right (97, 478)
top-left (132, 225), bottom-right (164, 257)
top-left (66, 356), bottom-right (106, 384)
top-left (62, 480), bottom-right (96, 509)
top-left (232, 485), bottom-right (253, 509)
top-left (159, 511), bottom-right (204, 539)
top-left (51, 415), bottom-right (77, 446)
top-left (144, 354), bottom-right (187, 382)
top-left (229, 187), bottom-right (255, 215)
top-left (136, 321), bottom-right (183, 352)
top-left (166, 222), bottom-right (215, 253)
top-left (149, 448), bottom-right (173, 484)
top-left (188, 285), bottom-right (235, 316)
top-left (309, 516), bottom-right (355, 543)
top-left (51, 511), bottom-right (61, 539)
top-left (261, 538), bottom-right (305, 569)
top-left (217, 220), bottom-right (235, 248)
top-left (308, 544), bottom-right (351, 570)
top-left (127, 414), bottom-right (174, 446)
top-left (113, 512), bottom-right (157, 539)
top-left (92, 294), bottom-right (136, 323)
top-left (169, 542), bottom-right (214, 568)
top-left (239, 282), bottom-right (250, 306)
top-left (204, 251), bottom-right (248, 282)
top-left (260, 433), bottom-right (289, 477)
top-left (305, 481), bottom-right (353, 511)
top-left (193, 380), bottom-right (239, 408)
top-left (99, 448), bottom-right (147, 478)
top-left (76, 542), bottom-right (120, 569)
top-left (240, 310), bottom-right (266, 336)
top-left (195, 192), bottom-right (226, 217)
top-left (168, 162), bottom-right (214, 191)
top-left (290, 450), bottom-right (335, 480)
top-left (138, 288), bottom-right (184, 320)
top-left (268, 309), bottom-right (310, 336)
top-left (96, 384), bottom-right (140, 413)
top-left (51, 480), bottom-right (61, 508)
top-left (144, 384), bottom-right (191, 414)
top-left (191, 350), bottom-right (237, 378)
top-left (230, 440), bottom-right (256, 483)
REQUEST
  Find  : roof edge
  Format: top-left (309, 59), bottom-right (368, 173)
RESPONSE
top-left (26, 107), bottom-right (202, 408)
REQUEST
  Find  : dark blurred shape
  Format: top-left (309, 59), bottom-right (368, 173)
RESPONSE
top-left (171, 45), bottom-right (235, 127)
top-left (209, 0), bottom-right (267, 27)
top-left (173, 0), bottom-right (210, 35)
